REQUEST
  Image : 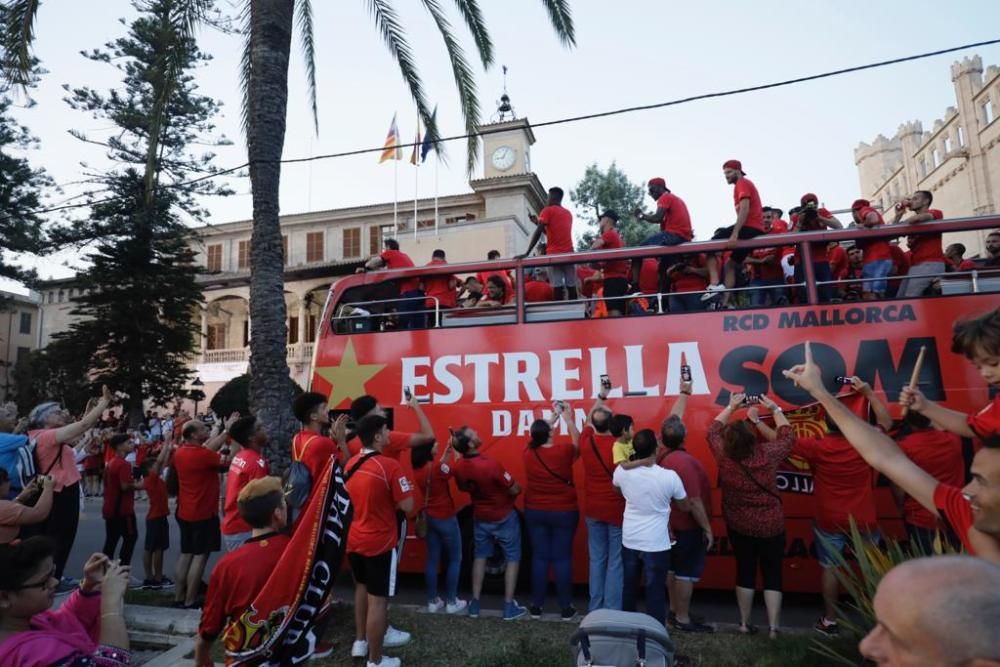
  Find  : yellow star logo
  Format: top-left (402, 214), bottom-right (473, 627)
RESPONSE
top-left (314, 339), bottom-right (387, 408)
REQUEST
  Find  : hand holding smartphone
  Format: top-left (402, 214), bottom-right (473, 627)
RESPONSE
top-left (680, 365), bottom-right (692, 382)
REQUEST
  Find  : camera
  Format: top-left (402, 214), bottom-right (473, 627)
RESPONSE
top-left (600, 374), bottom-right (612, 390)
top-left (742, 394), bottom-right (762, 405)
top-left (680, 365), bottom-right (692, 382)
top-left (834, 376), bottom-right (855, 385)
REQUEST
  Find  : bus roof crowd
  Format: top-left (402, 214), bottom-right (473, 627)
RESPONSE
top-left (355, 159), bottom-right (1000, 328)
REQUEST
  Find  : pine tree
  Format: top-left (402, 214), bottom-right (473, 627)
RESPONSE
top-left (50, 0), bottom-right (231, 426)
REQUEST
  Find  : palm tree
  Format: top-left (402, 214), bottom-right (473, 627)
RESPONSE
top-left (2, 0), bottom-right (576, 462)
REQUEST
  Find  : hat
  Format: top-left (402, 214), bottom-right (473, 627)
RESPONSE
top-left (722, 159), bottom-right (744, 173)
top-left (851, 198), bottom-right (870, 210)
top-left (800, 193), bottom-right (818, 204)
top-left (600, 209), bottom-right (619, 222)
top-left (647, 177), bottom-right (667, 189)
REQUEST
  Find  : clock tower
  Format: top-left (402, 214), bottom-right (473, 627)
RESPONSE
top-left (481, 117), bottom-right (535, 178)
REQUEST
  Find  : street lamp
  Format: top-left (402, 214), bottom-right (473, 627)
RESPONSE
top-left (190, 376), bottom-right (205, 416)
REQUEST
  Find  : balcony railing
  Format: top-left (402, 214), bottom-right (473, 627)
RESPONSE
top-left (202, 342), bottom-right (315, 365)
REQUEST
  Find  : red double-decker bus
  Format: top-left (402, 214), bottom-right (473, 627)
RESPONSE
top-left (308, 216), bottom-right (997, 592)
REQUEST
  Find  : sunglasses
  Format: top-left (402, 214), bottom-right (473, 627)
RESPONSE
top-left (14, 565), bottom-right (57, 591)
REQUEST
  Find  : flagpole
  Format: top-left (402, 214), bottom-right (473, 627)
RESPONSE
top-left (413, 111), bottom-right (419, 241)
top-left (393, 158), bottom-right (398, 238)
top-left (434, 156), bottom-right (439, 236)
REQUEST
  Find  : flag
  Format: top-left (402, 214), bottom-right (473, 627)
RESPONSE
top-left (420, 106), bottom-right (437, 163)
top-left (379, 113), bottom-right (402, 163)
top-left (409, 117), bottom-right (422, 165)
top-left (224, 459), bottom-right (353, 665)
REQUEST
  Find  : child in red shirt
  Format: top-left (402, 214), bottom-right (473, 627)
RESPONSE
top-left (140, 439), bottom-right (174, 589)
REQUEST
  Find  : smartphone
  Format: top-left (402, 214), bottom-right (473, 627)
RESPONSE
top-left (404, 387), bottom-right (413, 401)
top-left (600, 374), bottom-right (612, 390)
top-left (743, 394), bottom-right (762, 405)
top-left (680, 365), bottom-right (692, 382)
top-left (834, 376), bottom-right (854, 385)
top-left (552, 400), bottom-right (564, 414)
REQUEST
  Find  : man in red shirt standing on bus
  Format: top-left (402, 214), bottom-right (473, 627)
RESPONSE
top-left (173, 418), bottom-right (233, 608)
top-left (365, 238), bottom-right (424, 329)
top-left (523, 187), bottom-right (576, 302)
top-left (893, 190), bottom-right (946, 298)
top-left (850, 199), bottom-right (893, 300)
top-left (422, 249), bottom-right (458, 316)
top-left (345, 414), bottom-right (416, 667)
top-left (706, 160), bottom-right (767, 307)
top-left (590, 210), bottom-right (630, 317)
top-left (451, 426), bottom-right (528, 621)
top-left (221, 416), bottom-right (270, 552)
top-left (632, 178), bottom-right (693, 293)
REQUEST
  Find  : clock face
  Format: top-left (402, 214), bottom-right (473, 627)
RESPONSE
top-left (491, 145), bottom-right (517, 171)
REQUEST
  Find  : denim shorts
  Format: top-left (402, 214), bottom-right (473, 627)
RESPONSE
top-left (813, 524), bottom-right (880, 568)
top-left (862, 259), bottom-right (893, 296)
top-left (474, 511), bottom-right (522, 561)
top-left (668, 528), bottom-right (707, 582)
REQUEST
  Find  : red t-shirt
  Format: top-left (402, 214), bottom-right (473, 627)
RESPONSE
top-left (897, 430), bottom-right (964, 529)
top-left (656, 192), bottom-right (693, 241)
top-left (103, 456), bottom-right (134, 519)
top-left (771, 219), bottom-right (789, 233)
top-left (579, 427), bottom-right (624, 525)
top-left (858, 207), bottom-right (891, 263)
top-left (658, 449), bottom-right (712, 532)
top-left (454, 454), bottom-right (517, 522)
top-left (577, 265), bottom-right (601, 299)
top-left (733, 178), bottom-right (765, 232)
top-left (828, 245), bottom-right (849, 279)
top-left (793, 434), bottom-right (877, 532)
top-left (293, 430), bottom-right (340, 485)
top-left (174, 442), bottom-right (222, 523)
top-left (933, 484), bottom-right (979, 554)
top-left (523, 441), bottom-right (578, 512)
top-left (524, 279), bottom-right (555, 303)
top-left (537, 205), bottom-right (574, 255)
top-left (199, 533), bottom-right (290, 639)
top-left (599, 228), bottom-right (629, 279)
top-left (145, 471), bottom-right (168, 521)
top-left (749, 246), bottom-right (783, 281)
top-left (347, 430), bottom-right (411, 460)
top-left (476, 270), bottom-right (514, 300)
top-left (908, 209), bottom-right (945, 265)
top-left (381, 249), bottom-right (419, 293)
top-left (638, 258), bottom-right (659, 294)
top-left (423, 259), bottom-right (458, 308)
top-left (223, 449), bottom-right (270, 535)
top-left (968, 396), bottom-right (1000, 441)
top-left (889, 244), bottom-right (910, 276)
top-left (412, 457), bottom-right (456, 520)
top-left (792, 208), bottom-right (836, 262)
top-left (344, 452), bottom-right (414, 556)
top-left (669, 254), bottom-right (708, 293)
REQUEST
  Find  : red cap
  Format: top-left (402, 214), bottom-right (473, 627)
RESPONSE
top-left (851, 198), bottom-right (870, 210)
top-left (722, 159), bottom-right (743, 172)
top-left (648, 177), bottom-right (666, 189)
top-left (800, 193), bottom-right (818, 204)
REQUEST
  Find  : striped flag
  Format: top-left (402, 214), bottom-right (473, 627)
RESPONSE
top-left (409, 116), bottom-right (422, 165)
top-left (379, 113), bottom-right (402, 163)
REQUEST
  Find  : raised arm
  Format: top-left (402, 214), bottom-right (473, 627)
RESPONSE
top-left (670, 380), bottom-right (693, 419)
top-left (13, 476), bottom-right (54, 524)
top-left (783, 342), bottom-right (939, 516)
top-left (899, 386), bottom-right (976, 439)
top-left (53, 386), bottom-right (113, 445)
top-left (205, 413), bottom-right (240, 452)
top-left (747, 406), bottom-right (778, 442)
top-left (714, 392), bottom-right (746, 424)
top-left (520, 221), bottom-right (544, 259)
top-left (405, 396), bottom-right (436, 448)
top-left (556, 401), bottom-right (580, 451)
top-left (852, 377), bottom-right (893, 430)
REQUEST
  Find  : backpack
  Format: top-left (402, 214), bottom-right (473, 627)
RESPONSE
top-left (0, 433), bottom-right (39, 493)
top-left (285, 434), bottom-right (320, 510)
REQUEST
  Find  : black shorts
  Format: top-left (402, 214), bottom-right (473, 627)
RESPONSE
top-left (669, 528), bottom-right (707, 582)
top-left (348, 549), bottom-right (397, 597)
top-left (712, 225), bottom-right (766, 263)
top-left (602, 277), bottom-right (630, 312)
top-left (177, 515), bottom-right (220, 555)
top-left (145, 516), bottom-right (170, 552)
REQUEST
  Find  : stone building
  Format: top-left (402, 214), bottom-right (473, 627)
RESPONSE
top-left (854, 54), bottom-right (999, 256)
top-left (0, 290), bottom-right (42, 402)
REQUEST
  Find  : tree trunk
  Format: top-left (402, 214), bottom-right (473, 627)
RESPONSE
top-left (246, 0), bottom-right (298, 470)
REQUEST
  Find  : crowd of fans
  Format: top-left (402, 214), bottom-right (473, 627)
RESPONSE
top-left (350, 160), bottom-right (999, 329)
top-left (0, 305), bottom-right (996, 665)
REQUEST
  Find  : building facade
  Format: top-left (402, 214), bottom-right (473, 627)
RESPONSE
top-left (0, 290), bottom-right (42, 402)
top-left (855, 54), bottom-right (1000, 256)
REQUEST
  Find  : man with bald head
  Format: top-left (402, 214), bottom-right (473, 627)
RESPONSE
top-left (860, 556), bottom-right (1000, 666)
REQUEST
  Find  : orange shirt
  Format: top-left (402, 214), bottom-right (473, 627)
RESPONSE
top-left (344, 451), bottom-right (415, 556)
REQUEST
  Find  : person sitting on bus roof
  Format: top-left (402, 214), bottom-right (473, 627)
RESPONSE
top-left (850, 199), bottom-right (893, 301)
top-left (458, 276), bottom-right (483, 308)
top-left (665, 254), bottom-right (709, 314)
top-left (631, 178), bottom-right (693, 294)
top-left (945, 243), bottom-right (976, 272)
top-left (590, 210), bottom-right (630, 318)
top-left (976, 230), bottom-right (1000, 268)
top-left (704, 160), bottom-right (768, 307)
top-left (364, 238), bottom-right (425, 330)
top-left (743, 209), bottom-right (784, 307)
top-left (828, 242), bottom-right (848, 282)
top-left (524, 269), bottom-right (555, 303)
top-left (839, 246), bottom-right (865, 301)
top-left (422, 249), bottom-right (458, 315)
top-left (769, 206), bottom-right (790, 234)
top-left (475, 275), bottom-right (511, 309)
top-left (893, 191), bottom-right (945, 298)
top-left (789, 193), bottom-right (843, 303)
top-left (475, 250), bottom-right (515, 298)
top-left (523, 187), bottom-right (576, 302)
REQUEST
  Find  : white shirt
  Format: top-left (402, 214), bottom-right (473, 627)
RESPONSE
top-left (613, 463), bottom-right (687, 552)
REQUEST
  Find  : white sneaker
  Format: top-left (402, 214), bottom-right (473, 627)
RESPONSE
top-left (383, 625), bottom-right (411, 648)
top-left (367, 657), bottom-right (401, 667)
top-left (427, 598), bottom-right (445, 613)
top-left (701, 283), bottom-right (725, 301)
top-left (445, 599), bottom-right (468, 614)
top-left (351, 640), bottom-right (368, 658)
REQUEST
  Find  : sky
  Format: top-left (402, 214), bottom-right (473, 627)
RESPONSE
top-left (5, 0), bottom-right (1000, 286)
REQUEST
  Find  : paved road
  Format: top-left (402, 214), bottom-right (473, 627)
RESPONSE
top-left (68, 496), bottom-right (821, 629)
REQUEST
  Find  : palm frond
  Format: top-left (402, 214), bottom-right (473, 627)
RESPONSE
top-left (365, 0), bottom-right (436, 163)
top-left (238, 1), bottom-right (252, 136)
top-left (421, 0), bottom-right (481, 173)
top-left (295, 0), bottom-right (319, 135)
top-left (450, 0), bottom-right (492, 67)
top-left (168, 0), bottom-right (214, 41)
top-left (0, 0), bottom-right (41, 85)
top-left (537, 0), bottom-right (575, 47)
